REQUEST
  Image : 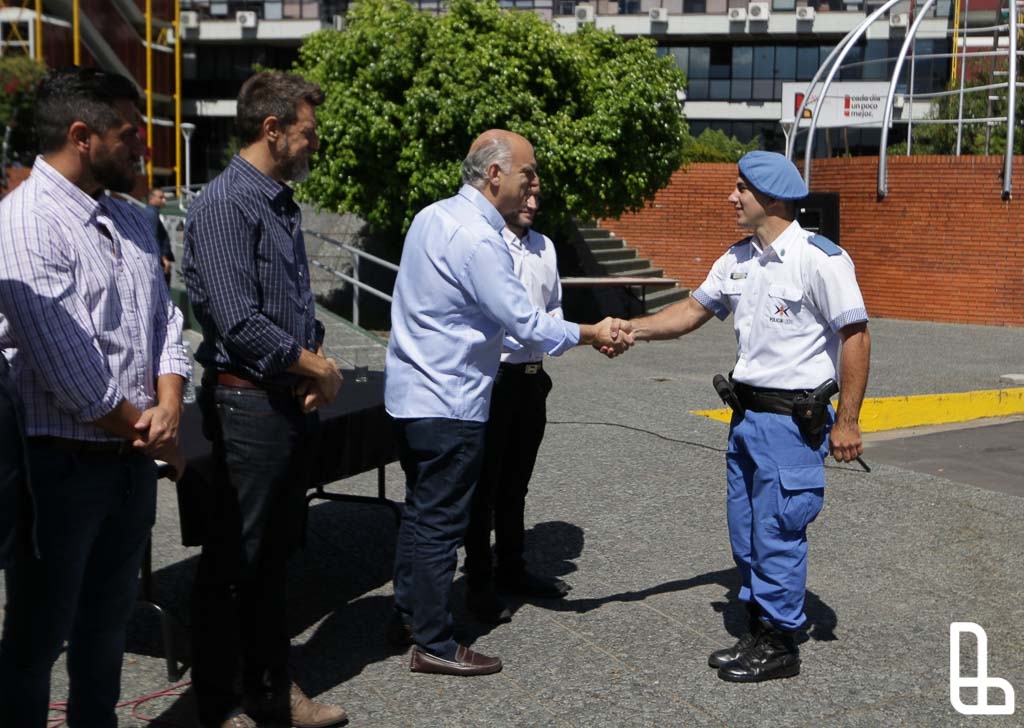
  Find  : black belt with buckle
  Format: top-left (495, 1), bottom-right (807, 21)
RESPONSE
top-left (500, 361), bottom-right (543, 375)
top-left (732, 381), bottom-right (804, 416)
top-left (28, 435), bottom-right (135, 456)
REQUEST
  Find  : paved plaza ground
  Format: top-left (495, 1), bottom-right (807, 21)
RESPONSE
top-left (13, 316), bottom-right (1024, 727)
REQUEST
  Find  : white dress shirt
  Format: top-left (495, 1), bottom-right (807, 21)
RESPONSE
top-left (500, 226), bottom-right (563, 365)
top-left (692, 220), bottom-right (868, 390)
top-left (385, 185), bottom-right (579, 422)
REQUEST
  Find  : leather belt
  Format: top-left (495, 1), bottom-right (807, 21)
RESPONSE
top-left (215, 372), bottom-right (260, 389)
top-left (499, 362), bottom-right (543, 375)
top-left (28, 435), bottom-right (134, 456)
top-left (211, 371), bottom-right (298, 396)
top-left (732, 381), bottom-right (803, 416)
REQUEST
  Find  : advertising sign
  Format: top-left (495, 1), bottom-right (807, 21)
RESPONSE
top-left (782, 81), bottom-right (894, 128)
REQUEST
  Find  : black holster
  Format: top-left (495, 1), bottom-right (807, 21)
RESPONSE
top-left (791, 379), bottom-right (839, 449)
top-left (713, 374), bottom-right (744, 416)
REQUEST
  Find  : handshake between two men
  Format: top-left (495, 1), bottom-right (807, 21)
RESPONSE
top-left (582, 317), bottom-right (635, 359)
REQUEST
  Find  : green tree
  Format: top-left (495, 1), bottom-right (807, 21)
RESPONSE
top-left (0, 57), bottom-right (47, 164)
top-left (681, 127), bottom-right (760, 163)
top-left (295, 0), bottom-right (688, 241)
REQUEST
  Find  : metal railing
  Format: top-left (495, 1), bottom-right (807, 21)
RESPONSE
top-left (304, 230), bottom-right (398, 329)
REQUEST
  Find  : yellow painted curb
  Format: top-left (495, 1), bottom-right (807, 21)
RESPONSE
top-left (691, 388), bottom-right (1024, 433)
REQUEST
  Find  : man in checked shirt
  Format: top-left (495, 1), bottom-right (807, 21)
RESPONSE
top-left (182, 72), bottom-right (346, 728)
top-left (0, 68), bottom-right (190, 727)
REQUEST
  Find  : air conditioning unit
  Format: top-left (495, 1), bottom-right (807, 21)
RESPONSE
top-left (796, 6), bottom-right (815, 20)
top-left (236, 10), bottom-right (258, 28)
top-left (333, 14), bottom-right (347, 31)
top-left (575, 3), bottom-right (595, 22)
top-left (889, 11), bottom-right (909, 26)
top-left (728, 7), bottom-right (747, 21)
top-left (748, 1), bottom-right (770, 19)
top-left (649, 7), bottom-right (669, 21)
top-left (180, 10), bottom-right (200, 28)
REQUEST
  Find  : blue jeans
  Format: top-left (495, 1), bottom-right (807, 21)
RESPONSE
top-left (191, 384), bottom-right (318, 725)
top-left (0, 445), bottom-right (157, 728)
top-left (393, 417), bottom-right (486, 660)
top-left (725, 408), bottom-right (831, 631)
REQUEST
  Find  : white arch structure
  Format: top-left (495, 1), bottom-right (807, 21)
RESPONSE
top-left (785, 0), bottom-right (1019, 200)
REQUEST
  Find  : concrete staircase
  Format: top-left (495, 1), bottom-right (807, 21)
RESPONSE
top-left (579, 224), bottom-right (690, 312)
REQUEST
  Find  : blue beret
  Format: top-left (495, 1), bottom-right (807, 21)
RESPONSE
top-left (738, 151), bottom-right (808, 200)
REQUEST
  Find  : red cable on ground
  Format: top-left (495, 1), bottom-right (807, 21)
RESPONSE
top-left (47, 680), bottom-right (192, 727)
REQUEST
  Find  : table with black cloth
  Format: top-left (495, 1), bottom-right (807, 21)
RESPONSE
top-left (141, 369), bottom-right (400, 679)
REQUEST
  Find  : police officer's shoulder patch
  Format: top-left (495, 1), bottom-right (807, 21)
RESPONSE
top-left (808, 234), bottom-right (842, 256)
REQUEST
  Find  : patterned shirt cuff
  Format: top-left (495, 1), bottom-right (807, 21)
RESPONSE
top-left (157, 354), bottom-right (192, 381)
top-left (693, 289), bottom-right (729, 321)
top-left (78, 379), bottom-right (125, 424)
top-left (830, 308), bottom-right (869, 333)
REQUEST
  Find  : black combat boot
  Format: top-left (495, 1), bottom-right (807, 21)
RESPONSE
top-left (707, 601), bottom-right (762, 668)
top-left (717, 620), bottom-right (801, 682)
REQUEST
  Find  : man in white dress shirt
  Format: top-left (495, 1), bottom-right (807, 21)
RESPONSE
top-left (463, 189), bottom-right (571, 624)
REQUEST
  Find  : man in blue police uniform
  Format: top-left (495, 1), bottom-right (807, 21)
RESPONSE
top-left (616, 150), bottom-right (870, 682)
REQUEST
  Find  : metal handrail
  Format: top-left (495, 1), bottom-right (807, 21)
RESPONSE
top-left (304, 230), bottom-right (398, 328)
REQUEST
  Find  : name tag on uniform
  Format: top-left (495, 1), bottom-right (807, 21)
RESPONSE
top-left (730, 272), bottom-right (747, 280)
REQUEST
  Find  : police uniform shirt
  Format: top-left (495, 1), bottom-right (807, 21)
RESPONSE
top-left (500, 227), bottom-right (563, 365)
top-left (692, 220), bottom-right (868, 390)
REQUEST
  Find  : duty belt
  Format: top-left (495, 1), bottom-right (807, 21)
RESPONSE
top-left (732, 381), bottom-right (804, 416)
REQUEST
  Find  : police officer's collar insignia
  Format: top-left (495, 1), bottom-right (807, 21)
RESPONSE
top-left (730, 272), bottom-right (747, 280)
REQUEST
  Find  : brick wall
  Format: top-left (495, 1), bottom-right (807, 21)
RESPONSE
top-left (600, 156), bottom-right (1024, 327)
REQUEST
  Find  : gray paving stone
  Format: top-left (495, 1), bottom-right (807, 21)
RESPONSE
top-left (9, 317), bottom-right (1024, 726)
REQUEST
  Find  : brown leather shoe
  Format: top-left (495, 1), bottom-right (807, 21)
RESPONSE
top-left (409, 644), bottom-right (503, 676)
top-left (289, 683), bottom-right (348, 728)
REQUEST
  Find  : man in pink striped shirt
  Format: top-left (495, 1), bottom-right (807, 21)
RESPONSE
top-left (0, 67), bottom-right (190, 727)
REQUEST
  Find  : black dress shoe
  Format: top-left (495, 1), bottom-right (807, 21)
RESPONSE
top-left (496, 570), bottom-right (569, 599)
top-left (717, 622), bottom-right (801, 683)
top-left (466, 586), bottom-right (512, 624)
top-left (409, 645), bottom-right (503, 676)
top-left (708, 601), bottom-right (763, 668)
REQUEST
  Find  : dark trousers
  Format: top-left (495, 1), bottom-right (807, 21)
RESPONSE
top-left (191, 385), bottom-right (318, 726)
top-left (0, 446), bottom-right (156, 728)
top-left (0, 356), bottom-right (29, 567)
top-left (392, 417), bottom-right (485, 660)
top-left (464, 366), bottom-right (551, 587)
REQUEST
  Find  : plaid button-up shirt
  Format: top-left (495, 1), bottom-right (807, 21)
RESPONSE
top-left (0, 157), bottom-right (190, 442)
top-left (182, 155), bottom-right (323, 386)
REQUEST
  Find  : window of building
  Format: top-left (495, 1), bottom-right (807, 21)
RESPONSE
top-left (665, 40), bottom-right (948, 107)
top-left (619, 0), bottom-right (642, 12)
